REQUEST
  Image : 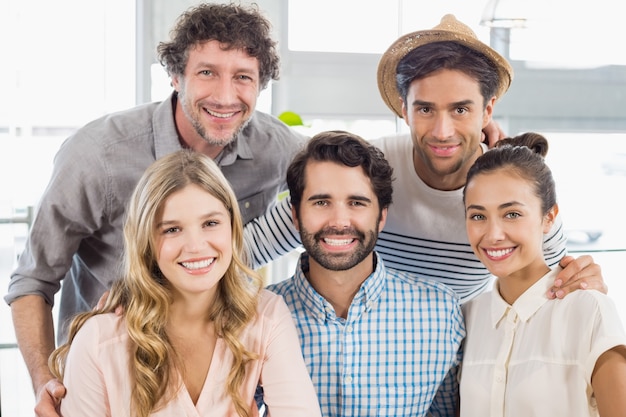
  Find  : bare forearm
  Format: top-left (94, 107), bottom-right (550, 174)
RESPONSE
top-left (11, 295), bottom-right (57, 392)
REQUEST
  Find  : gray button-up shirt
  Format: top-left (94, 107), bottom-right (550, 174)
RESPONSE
top-left (5, 93), bottom-right (306, 341)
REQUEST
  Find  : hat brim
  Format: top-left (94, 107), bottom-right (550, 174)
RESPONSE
top-left (377, 25), bottom-right (513, 118)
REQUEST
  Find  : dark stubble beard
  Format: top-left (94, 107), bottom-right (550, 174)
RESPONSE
top-left (300, 226), bottom-right (378, 271)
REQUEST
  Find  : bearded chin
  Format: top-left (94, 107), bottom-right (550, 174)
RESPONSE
top-left (178, 86), bottom-right (252, 147)
top-left (304, 229), bottom-right (378, 272)
top-left (192, 116), bottom-right (251, 147)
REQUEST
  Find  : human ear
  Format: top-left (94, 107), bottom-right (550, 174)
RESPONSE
top-left (482, 96), bottom-right (496, 129)
top-left (291, 205), bottom-right (300, 232)
top-left (401, 99), bottom-right (409, 123)
top-left (543, 204), bottom-right (559, 233)
top-left (171, 74), bottom-right (181, 92)
top-left (378, 207), bottom-right (388, 232)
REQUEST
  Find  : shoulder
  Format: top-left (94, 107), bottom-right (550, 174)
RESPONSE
top-left (384, 267), bottom-right (461, 307)
top-left (56, 102), bottom-right (162, 162)
top-left (556, 289), bottom-right (620, 318)
top-left (369, 132), bottom-right (412, 154)
top-left (75, 102), bottom-right (160, 142)
top-left (381, 267), bottom-right (465, 337)
top-left (246, 112), bottom-right (308, 145)
top-left (461, 290), bottom-right (492, 316)
top-left (545, 291), bottom-right (626, 360)
top-left (256, 289), bottom-right (293, 319)
top-left (266, 277), bottom-right (295, 297)
top-left (71, 313), bottom-right (127, 350)
top-left (265, 277), bottom-right (303, 310)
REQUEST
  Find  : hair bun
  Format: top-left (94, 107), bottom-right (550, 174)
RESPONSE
top-left (497, 132), bottom-right (549, 157)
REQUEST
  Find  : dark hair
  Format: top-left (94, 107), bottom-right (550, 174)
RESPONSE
top-left (157, 2), bottom-right (280, 90)
top-left (396, 41), bottom-right (500, 109)
top-left (287, 130), bottom-right (394, 216)
top-left (464, 132), bottom-right (556, 214)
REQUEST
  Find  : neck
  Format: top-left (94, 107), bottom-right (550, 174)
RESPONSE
top-left (413, 144), bottom-right (483, 191)
top-left (306, 253), bottom-right (375, 319)
top-left (497, 261), bottom-right (551, 305)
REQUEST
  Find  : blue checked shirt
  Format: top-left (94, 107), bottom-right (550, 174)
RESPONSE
top-left (267, 252), bottom-right (465, 417)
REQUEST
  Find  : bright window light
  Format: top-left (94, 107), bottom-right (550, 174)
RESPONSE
top-left (287, 0), bottom-right (399, 53)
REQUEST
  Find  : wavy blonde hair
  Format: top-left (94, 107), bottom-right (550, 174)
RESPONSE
top-left (50, 149), bottom-right (263, 417)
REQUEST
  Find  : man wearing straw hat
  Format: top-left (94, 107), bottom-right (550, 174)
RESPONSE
top-left (371, 13), bottom-right (604, 301)
top-left (248, 14), bottom-right (605, 303)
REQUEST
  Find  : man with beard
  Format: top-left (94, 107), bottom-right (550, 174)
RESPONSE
top-left (5, 4), bottom-right (306, 416)
top-left (267, 131), bottom-right (465, 417)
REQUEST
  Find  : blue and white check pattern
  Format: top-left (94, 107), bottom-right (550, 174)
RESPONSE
top-left (268, 252), bottom-right (465, 417)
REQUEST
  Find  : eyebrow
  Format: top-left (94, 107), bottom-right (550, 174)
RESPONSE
top-left (307, 194), bottom-right (373, 203)
top-left (411, 99), bottom-right (475, 108)
top-left (466, 201), bottom-right (524, 211)
top-left (194, 61), bottom-right (258, 75)
top-left (156, 210), bottom-right (227, 228)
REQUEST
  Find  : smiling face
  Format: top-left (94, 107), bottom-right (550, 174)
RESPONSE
top-left (293, 161), bottom-right (387, 272)
top-left (172, 40), bottom-right (260, 154)
top-left (464, 169), bottom-right (556, 283)
top-left (155, 183), bottom-right (232, 301)
top-left (401, 69), bottom-right (494, 191)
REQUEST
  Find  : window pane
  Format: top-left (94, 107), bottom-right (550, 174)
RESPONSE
top-left (288, 0), bottom-right (400, 53)
top-left (498, 0), bottom-right (625, 67)
top-left (544, 132), bottom-right (626, 322)
top-left (545, 132), bottom-right (626, 251)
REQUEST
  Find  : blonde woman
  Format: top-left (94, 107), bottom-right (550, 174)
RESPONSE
top-left (49, 150), bottom-right (321, 417)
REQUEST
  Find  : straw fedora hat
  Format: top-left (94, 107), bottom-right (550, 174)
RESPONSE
top-left (377, 14), bottom-right (513, 118)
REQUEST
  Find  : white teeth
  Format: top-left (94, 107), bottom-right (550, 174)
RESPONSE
top-left (323, 238), bottom-right (353, 246)
top-left (181, 259), bottom-right (214, 269)
top-left (206, 109), bottom-right (235, 118)
top-left (486, 248), bottom-right (513, 258)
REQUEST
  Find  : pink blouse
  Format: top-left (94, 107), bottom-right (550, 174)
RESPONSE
top-left (59, 290), bottom-right (321, 417)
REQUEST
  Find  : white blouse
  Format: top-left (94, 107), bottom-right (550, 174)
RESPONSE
top-left (460, 267), bottom-right (626, 417)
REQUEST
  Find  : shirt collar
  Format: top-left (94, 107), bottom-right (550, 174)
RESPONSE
top-left (293, 251), bottom-right (387, 323)
top-left (490, 267), bottom-right (562, 327)
top-left (153, 93), bottom-right (183, 159)
top-left (216, 126), bottom-right (253, 166)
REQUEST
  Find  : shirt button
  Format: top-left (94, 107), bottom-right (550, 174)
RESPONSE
top-left (344, 376), bottom-right (353, 383)
top-left (244, 201), bottom-right (251, 209)
top-left (346, 325), bottom-right (353, 333)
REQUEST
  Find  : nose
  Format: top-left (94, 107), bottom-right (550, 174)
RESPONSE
top-left (431, 113), bottom-right (455, 141)
top-left (212, 76), bottom-right (236, 105)
top-left (183, 229), bottom-right (207, 252)
top-left (327, 204), bottom-right (351, 230)
top-left (484, 219), bottom-right (505, 243)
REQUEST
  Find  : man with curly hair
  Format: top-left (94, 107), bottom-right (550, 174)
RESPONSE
top-left (5, 4), bottom-right (306, 416)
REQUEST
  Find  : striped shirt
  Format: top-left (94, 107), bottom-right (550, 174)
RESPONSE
top-left (245, 134), bottom-right (567, 303)
top-left (267, 253), bottom-right (465, 417)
